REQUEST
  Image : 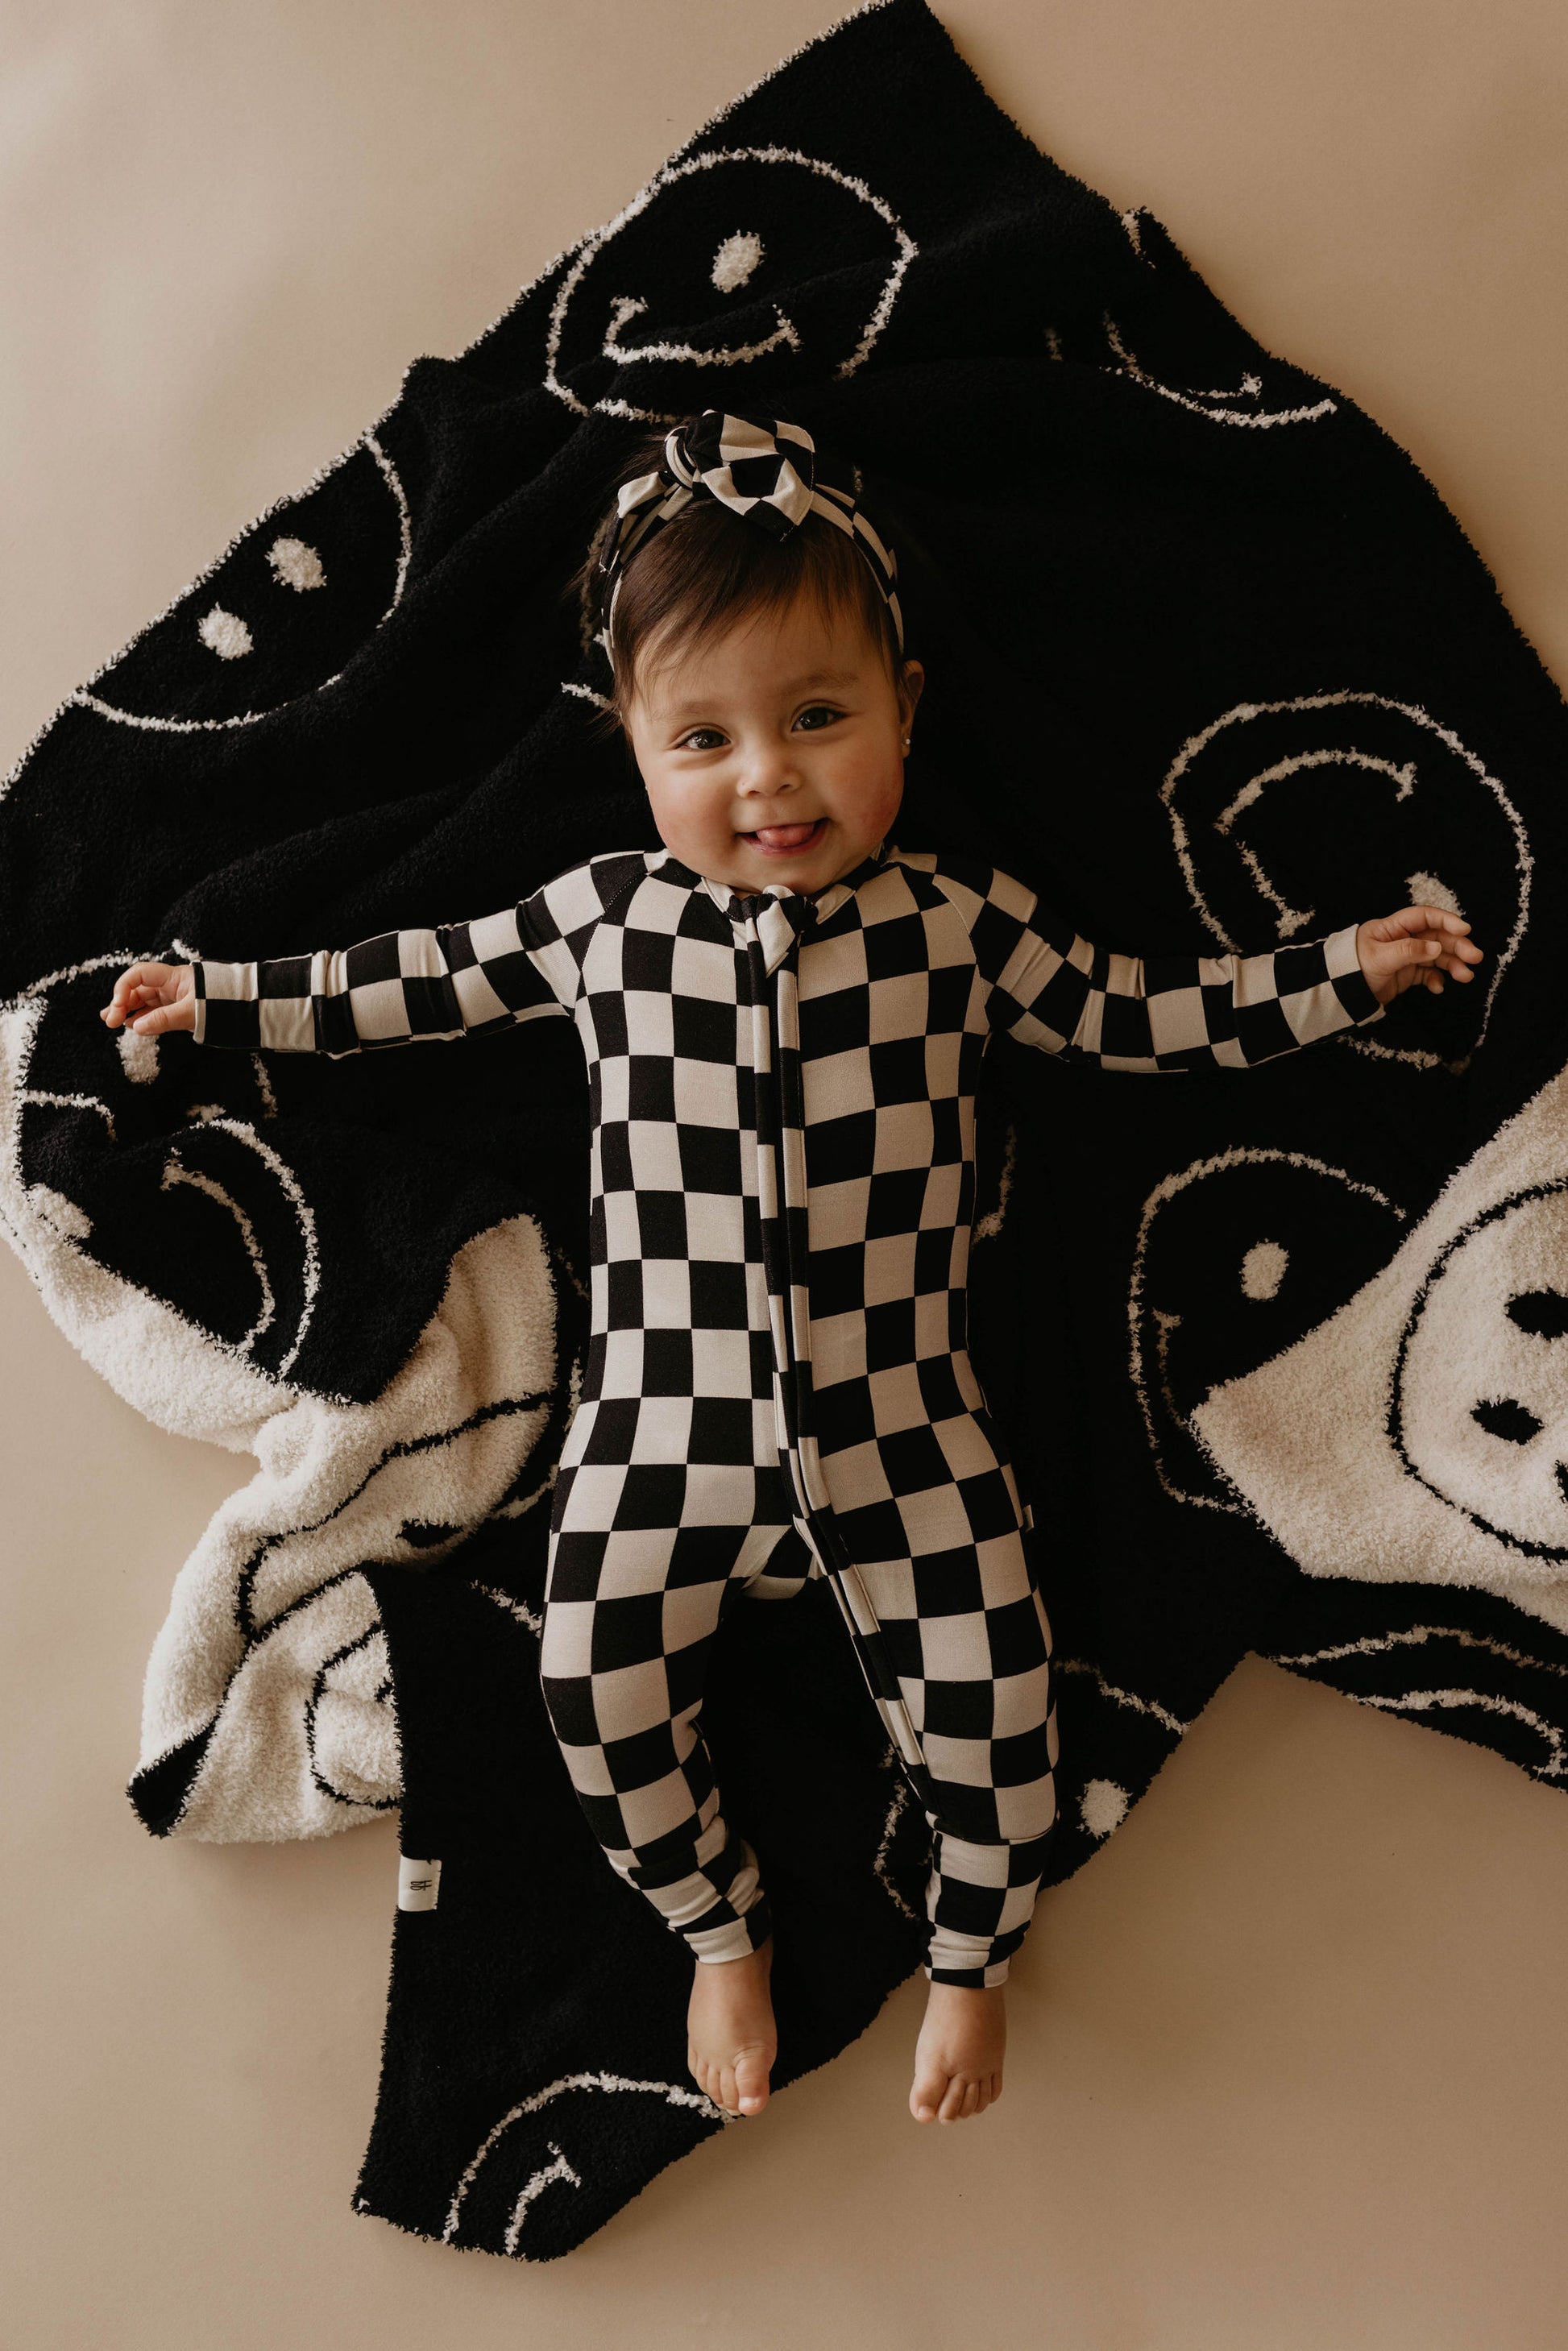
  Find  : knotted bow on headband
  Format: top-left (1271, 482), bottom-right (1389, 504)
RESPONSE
top-left (593, 408), bottom-right (905, 659)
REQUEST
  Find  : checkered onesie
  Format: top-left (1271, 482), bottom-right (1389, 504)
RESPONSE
top-left (190, 845), bottom-right (1383, 1984)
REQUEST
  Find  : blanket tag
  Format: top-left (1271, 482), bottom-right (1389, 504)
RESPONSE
top-left (398, 1856), bottom-right (442, 1913)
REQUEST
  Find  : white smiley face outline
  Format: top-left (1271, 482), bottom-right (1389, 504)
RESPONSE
top-left (1159, 690), bottom-right (1532, 1065)
top-left (1390, 1181), bottom-right (1568, 1561)
top-left (544, 144), bottom-right (918, 422)
top-left (64, 429), bottom-right (413, 736)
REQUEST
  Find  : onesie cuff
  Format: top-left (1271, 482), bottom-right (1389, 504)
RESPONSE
top-left (689, 1894), bottom-right (773, 1964)
top-left (1323, 920), bottom-right (1384, 1027)
top-left (926, 1957), bottom-right (1011, 1988)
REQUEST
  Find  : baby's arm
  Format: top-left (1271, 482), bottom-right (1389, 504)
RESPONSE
top-left (962, 870), bottom-right (1482, 1072)
top-left (100, 900), bottom-right (578, 1054)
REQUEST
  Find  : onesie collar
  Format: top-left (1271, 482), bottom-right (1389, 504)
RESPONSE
top-left (689, 838), bottom-right (894, 927)
top-left (682, 843), bottom-right (890, 976)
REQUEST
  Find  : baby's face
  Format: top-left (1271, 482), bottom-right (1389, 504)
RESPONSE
top-left (624, 591), bottom-right (923, 896)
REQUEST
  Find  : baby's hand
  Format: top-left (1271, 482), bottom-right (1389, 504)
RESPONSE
top-left (99, 960), bottom-right (196, 1036)
top-left (1355, 906), bottom-right (1483, 1005)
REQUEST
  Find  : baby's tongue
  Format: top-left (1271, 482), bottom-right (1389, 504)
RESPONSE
top-left (749, 821), bottom-right (820, 849)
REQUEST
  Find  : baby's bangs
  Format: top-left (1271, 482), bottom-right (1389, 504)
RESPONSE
top-left (608, 501), bottom-right (899, 724)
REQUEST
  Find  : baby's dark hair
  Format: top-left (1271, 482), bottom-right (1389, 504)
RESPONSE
top-left (566, 425), bottom-right (907, 742)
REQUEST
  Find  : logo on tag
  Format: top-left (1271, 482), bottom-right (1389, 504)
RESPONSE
top-left (397, 1856), bottom-right (442, 1913)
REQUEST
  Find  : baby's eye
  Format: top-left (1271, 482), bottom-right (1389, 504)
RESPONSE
top-left (794, 704), bottom-right (843, 732)
top-left (676, 728), bottom-right (726, 752)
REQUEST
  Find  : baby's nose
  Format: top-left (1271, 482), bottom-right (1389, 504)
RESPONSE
top-left (747, 771), bottom-right (803, 808)
top-left (740, 758), bottom-right (798, 794)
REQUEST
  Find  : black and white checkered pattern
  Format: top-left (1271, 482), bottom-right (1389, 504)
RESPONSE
top-left (596, 408), bottom-right (905, 659)
top-left (191, 846), bottom-right (1383, 1984)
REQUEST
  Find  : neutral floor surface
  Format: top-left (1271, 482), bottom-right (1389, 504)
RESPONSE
top-left (4, 6), bottom-right (1568, 2345)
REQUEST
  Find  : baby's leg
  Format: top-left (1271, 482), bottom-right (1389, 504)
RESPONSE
top-left (837, 1511), bottom-right (1059, 2124)
top-left (910, 1553), bottom-right (1058, 2117)
top-left (539, 1482), bottom-right (789, 2113)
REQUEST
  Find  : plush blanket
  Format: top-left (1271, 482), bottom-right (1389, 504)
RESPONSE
top-left (5, 0), bottom-right (1566, 2262)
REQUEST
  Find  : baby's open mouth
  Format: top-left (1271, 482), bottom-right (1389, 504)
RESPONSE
top-left (742, 820), bottom-right (827, 853)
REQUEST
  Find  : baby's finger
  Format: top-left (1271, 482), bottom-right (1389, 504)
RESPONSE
top-left (127, 1002), bottom-right (188, 1037)
top-left (1417, 931), bottom-right (1483, 963)
top-left (1407, 904), bottom-right (1471, 935)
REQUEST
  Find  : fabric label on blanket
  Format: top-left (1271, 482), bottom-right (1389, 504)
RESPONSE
top-left (397, 1856), bottom-right (442, 1913)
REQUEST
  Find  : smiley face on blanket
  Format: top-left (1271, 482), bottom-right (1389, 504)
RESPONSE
top-left (545, 147), bottom-right (914, 419)
top-left (2, 963), bottom-right (562, 1840)
top-left (75, 434), bottom-right (409, 728)
top-left (1130, 1147), bottom-right (1406, 1509)
top-left (9, 961), bottom-right (317, 1377)
top-left (1161, 692), bottom-right (1530, 1066)
top-left (1182, 1064), bottom-right (1568, 1629)
top-left (1391, 1185), bottom-right (1568, 1561)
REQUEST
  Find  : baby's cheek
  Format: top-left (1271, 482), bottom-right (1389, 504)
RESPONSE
top-left (645, 777), bottom-right (726, 865)
top-left (833, 763), bottom-right (904, 848)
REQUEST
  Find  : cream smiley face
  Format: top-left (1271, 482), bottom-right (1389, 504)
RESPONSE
top-left (1392, 1186), bottom-right (1568, 1560)
top-left (1190, 1063), bottom-right (1568, 1633)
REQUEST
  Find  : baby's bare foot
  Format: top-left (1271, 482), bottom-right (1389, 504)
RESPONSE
top-left (687, 1938), bottom-right (776, 2117)
top-left (910, 1980), bottom-right (1006, 2123)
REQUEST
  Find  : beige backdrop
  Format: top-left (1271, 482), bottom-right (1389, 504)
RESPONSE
top-left (4, 5), bottom-right (1567, 2345)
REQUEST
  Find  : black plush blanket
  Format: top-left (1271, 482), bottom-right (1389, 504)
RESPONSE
top-left (6, 0), bottom-right (1566, 2262)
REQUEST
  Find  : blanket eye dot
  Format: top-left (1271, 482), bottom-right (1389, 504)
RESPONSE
top-left (711, 230), bottom-right (764, 292)
top-left (268, 534), bottom-right (326, 591)
top-left (1508, 1289), bottom-right (1568, 1339)
top-left (1471, 1395), bottom-right (1545, 1445)
top-left (1080, 1778), bottom-right (1129, 1839)
top-left (115, 1027), bottom-right (159, 1084)
top-left (1405, 869), bottom-right (1462, 916)
top-left (197, 604), bottom-right (253, 660)
top-left (1240, 1239), bottom-right (1288, 1300)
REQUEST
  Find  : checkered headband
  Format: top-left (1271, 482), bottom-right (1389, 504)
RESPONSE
top-left (593, 408), bottom-right (904, 661)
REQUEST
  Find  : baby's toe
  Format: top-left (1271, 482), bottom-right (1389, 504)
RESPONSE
top-left (909, 2063), bottom-right (948, 2124)
top-left (938, 2073), bottom-right (976, 2123)
top-left (691, 2052), bottom-right (725, 2112)
top-left (733, 2049), bottom-right (770, 2117)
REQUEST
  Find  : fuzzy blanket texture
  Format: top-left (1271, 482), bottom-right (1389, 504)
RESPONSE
top-left (5, 0), bottom-right (1566, 2262)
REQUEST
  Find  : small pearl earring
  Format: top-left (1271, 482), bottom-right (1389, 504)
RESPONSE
top-left (902, 735), bottom-right (911, 752)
